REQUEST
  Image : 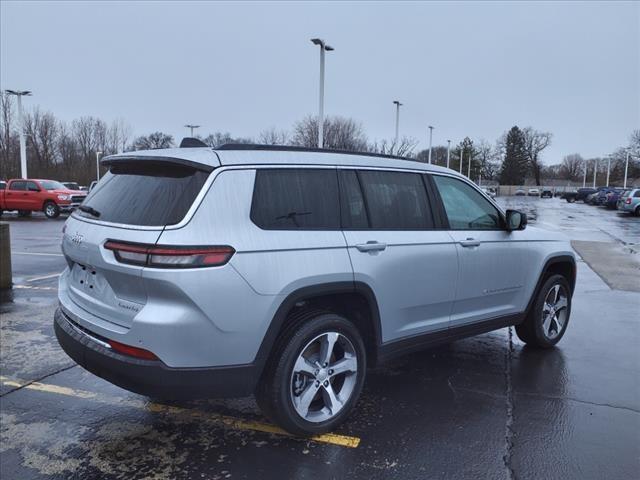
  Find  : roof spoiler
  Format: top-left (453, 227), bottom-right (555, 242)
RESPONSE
top-left (180, 137), bottom-right (209, 148)
top-left (101, 155), bottom-right (214, 172)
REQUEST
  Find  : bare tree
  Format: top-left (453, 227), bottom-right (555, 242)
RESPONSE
top-left (132, 132), bottom-right (175, 150)
top-left (201, 132), bottom-right (253, 148)
top-left (522, 127), bottom-right (552, 185)
top-left (370, 137), bottom-right (418, 157)
top-left (0, 92), bottom-right (19, 179)
top-left (106, 118), bottom-right (133, 154)
top-left (258, 127), bottom-right (289, 145)
top-left (292, 115), bottom-right (368, 151)
top-left (560, 154), bottom-right (583, 181)
top-left (24, 108), bottom-right (61, 176)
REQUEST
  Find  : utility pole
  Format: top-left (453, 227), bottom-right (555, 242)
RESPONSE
top-left (428, 126), bottom-right (434, 164)
top-left (592, 158), bottom-right (598, 188)
top-left (606, 155), bottom-right (611, 187)
top-left (582, 158), bottom-right (587, 187)
top-left (96, 151), bottom-right (103, 181)
top-left (459, 147), bottom-right (463, 174)
top-left (446, 140), bottom-right (451, 169)
top-left (623, 151), bottom-right (629, 188)
top-left (393, 101), bottom-right (402, 145)
top-left (311, 38), bottom-right (334, 148)
top-left (184, 124), bottom-right (200, 137)
top-left (5, 90), bottom-right (32, 178)
top-left (468, 151), bottom-right (472, 178)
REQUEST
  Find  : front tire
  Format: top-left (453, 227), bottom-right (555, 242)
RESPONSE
top-left (256, 311), bottom-right (366, 436)
top-left (516, 274), bottom-right (571, 348)
top-left (43, 201), bottom-right (60, 219)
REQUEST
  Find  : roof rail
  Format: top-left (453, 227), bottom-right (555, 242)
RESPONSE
top-left (216, 143), bottom-right (416, 162)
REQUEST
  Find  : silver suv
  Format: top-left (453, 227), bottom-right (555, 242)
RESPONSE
top-left (55, 144), bottom-right (576, 435)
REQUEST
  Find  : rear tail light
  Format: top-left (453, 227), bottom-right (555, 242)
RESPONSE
top-left (108, 339), bottom-right (158, 360)
top-left (626, 197), bottom-right (632, 204)
top-left (104, 240), bottom-right (235, 268)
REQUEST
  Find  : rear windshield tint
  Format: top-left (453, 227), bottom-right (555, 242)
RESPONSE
top-left (77, 162), bottom-right (209, 226)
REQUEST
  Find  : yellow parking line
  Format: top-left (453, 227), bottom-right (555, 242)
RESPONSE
top-left (0, 376), bottom-right (360, 448)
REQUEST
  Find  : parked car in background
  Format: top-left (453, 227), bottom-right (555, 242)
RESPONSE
top-left (54, 143), bottom-right (576, 435)
top-left (604, 189), bottom-right (625, 209)
top-left (515, 188), bottom-right (526, 196)
top-left (0, 179), bottom-right (86, 218)
top-left (481, 187), bottom-right (496, 199)
top-left (588, 189), bottom-right (617, 206)
top-left (62, 182), bottom-right (81, 191)
top-left (540, 188), bottom-right (553, 198)
top-left (562, 187), bottom-right (596, 203)
top-left (528, 188), bottom-right (540, 196)
top-left (617, 188), bottom-right (640, 216)
top-left (0, 180), bottom-right (6, 191)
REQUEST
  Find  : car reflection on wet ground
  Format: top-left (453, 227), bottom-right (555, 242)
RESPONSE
top-left (1, 198), bottom-right (639, 479)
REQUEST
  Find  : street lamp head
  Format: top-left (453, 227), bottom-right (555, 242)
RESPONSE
top-left (393, 100), bottom-right (402, 106)
top-left (5, 89), bottom-right (32, 96)
top-left (428, 125), bottom-right (434, 130)
top-left (324, 45), bottom-right (334, 51)
top-left (311, 38), bottom-right (324, 46)
top-left (184, 124), bottom-right (200, 129)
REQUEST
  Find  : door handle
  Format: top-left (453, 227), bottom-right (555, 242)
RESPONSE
top-left (355, 241), bottom-right (387, 252)
top-left (460, 238), bottom-right (481, 248)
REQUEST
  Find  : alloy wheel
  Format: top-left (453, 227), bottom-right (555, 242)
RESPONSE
top-left (542, 284), bottom-right (568, 340)
top-left (289, 331), bottom-right (358, 423)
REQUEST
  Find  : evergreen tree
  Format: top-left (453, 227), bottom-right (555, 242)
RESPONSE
top-left (500, 126), bottom-right (528, 185)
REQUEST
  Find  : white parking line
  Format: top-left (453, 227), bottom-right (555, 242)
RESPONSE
top-left (11, 251), bottom-right (64, 257)
top-left (25, 273), bottom-right (62, 282)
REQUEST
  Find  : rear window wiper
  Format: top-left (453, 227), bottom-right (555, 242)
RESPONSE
top-left (79, 205), bottom-right (101, 218)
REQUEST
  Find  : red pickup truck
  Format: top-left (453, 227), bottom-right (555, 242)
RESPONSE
top-left (0, 179), bottom-right (87, 219)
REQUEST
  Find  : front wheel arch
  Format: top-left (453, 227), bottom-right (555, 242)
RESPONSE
top-left (524, 255), bottom-right (576, 318)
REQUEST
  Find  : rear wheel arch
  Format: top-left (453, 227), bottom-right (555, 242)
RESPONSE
top-left (254, 282), bottom-right (382, 379)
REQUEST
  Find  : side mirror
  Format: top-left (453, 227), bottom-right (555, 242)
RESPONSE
top-left (506, 209), bottom-right (527, 231)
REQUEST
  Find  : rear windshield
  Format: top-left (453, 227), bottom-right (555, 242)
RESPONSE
top-left (77, 162), bottom-right (209, 226)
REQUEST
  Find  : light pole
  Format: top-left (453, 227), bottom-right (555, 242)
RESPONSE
top-left (184, 124), bottom-right (200, 137)
top-left (393, 101), bottom-right (402, 145)
top-left (459, 147), bottom-right (463, 174)
top-left (428, 126), bottom-right (434, 164)
top-left (446, 140), bottom-right (451, 169)
top-left (592, 158), bottom-right (598, 188)
top-left (624, 151), bottom-right (630, 188)
top-left (311, 38), bottom-right (334, 148)
top-left (605, 155), bottom-right (611, 187)
top-left (582, 158), bottom-right (587, 187)
top-left (468, 151), bottom-right (472, 178)
top-left (5, 89), bottom-right (32, 179)
top-left (96, 151), bottom-right (103, 181)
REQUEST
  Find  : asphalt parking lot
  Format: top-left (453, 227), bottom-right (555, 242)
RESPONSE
top-left (1, 197), bottom-right (639, 480)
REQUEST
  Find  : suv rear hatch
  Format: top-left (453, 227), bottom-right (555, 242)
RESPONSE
top-left (61, 156), bottom-right (214, 328)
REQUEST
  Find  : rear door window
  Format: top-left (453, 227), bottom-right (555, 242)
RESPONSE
top-left (77, 162), bottom-right (210, 226)
top-left (357, 170), bottom-right (434, 230)
top-left (9, 181), bottom-right (26, 191)
top-left (251, 168), bottom-right (340, 230)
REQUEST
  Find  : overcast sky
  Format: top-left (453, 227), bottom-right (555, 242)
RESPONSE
top-left (1, 1), bottom-right (638, 162)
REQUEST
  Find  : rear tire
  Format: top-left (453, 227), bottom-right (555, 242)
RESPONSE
top-left (256, 311), bottom-right (366, 436)
top-left (566, 197), bottom-right (575, 203)
top-left (43, 201), bottom-right (60, 219)
top-left (516, 274), bottom-right (571, 348)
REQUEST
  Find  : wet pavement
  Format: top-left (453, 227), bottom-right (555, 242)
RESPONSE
top-left (1, 199), bottom-right (639, 479)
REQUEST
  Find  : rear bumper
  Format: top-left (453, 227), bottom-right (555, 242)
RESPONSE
top-left (54, 307), bottom-right (257, 399)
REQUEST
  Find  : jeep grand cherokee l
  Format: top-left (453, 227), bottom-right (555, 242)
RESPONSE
top-left (55, 143), bottom-right (576, 435)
